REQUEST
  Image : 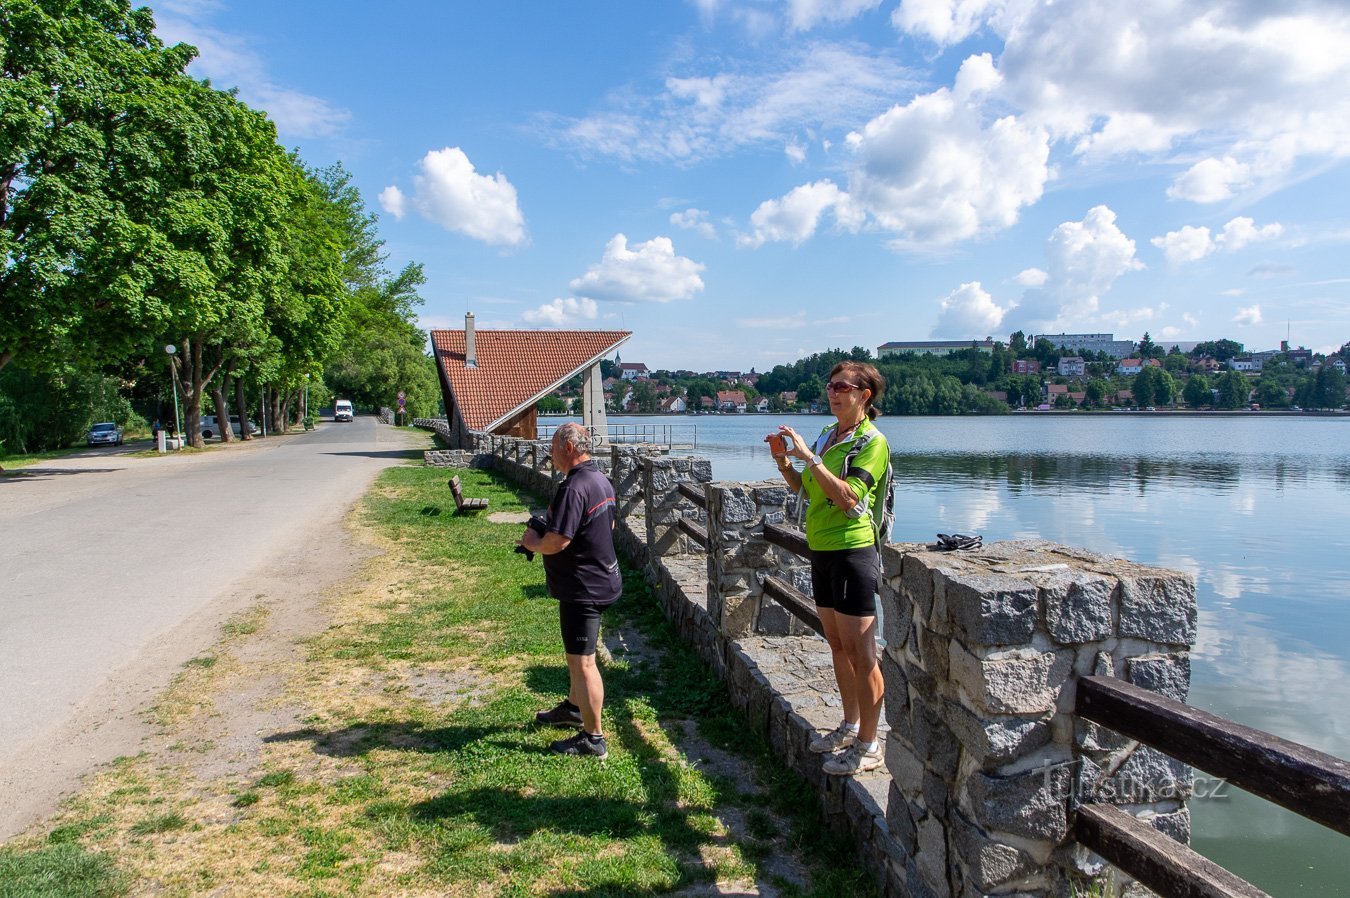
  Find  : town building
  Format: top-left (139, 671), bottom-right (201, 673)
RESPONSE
top-left (1034, 333), bottom-right (1136, 359)
top-left (1057, 356), bottom-right (1086, 377)
top-left (877, 339), bottom-right (996, 358)
top-left (1012, 359), bottom-right (1040, 375)
top-left (431, 313), bottom-right (630, 445)
top-left (716, 390), bottom-right (748, 412)
top-left (619, 362), bottom-right (650, 381)
top-left (659, 396), bottom-right (687, 413)
top-left (1116, 358), bottom-right (1161, 376)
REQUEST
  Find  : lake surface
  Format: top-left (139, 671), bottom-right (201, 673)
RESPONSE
top-left (566, 413), bottom-right (1350, 893)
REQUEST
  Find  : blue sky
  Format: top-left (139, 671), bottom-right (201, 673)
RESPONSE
top-left (154, 0), bottom-right (1350, 371)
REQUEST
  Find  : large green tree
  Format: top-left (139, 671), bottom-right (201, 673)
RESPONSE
top-left (0, 0), bottom-right (196, 372)
top-left (1183, 374), bottom-right (1211, 408)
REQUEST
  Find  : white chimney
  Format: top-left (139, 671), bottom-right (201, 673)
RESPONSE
top-left (465, 312), bottom-right (477, 368)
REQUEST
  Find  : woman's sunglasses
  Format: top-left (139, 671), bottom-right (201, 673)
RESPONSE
top-left (825, 381), bottom-right (865, 394)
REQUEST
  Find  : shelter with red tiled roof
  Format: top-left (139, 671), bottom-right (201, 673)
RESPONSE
top-left (431, 314), bottom-right (630, 446)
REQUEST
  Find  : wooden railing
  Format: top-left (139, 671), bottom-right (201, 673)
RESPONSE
top-left (675, 482), bottom-right (709, 545)
top-left (762, 522), bottom-right (821, 635)
top-left (1074, 673), bottom-right (1349, 897)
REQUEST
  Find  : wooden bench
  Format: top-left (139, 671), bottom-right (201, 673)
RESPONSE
top-left (449, 475), bottom-right (489, 512)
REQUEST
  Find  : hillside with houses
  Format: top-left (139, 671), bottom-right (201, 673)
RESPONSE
top-left (540, 333), bottom-right (1349, 416)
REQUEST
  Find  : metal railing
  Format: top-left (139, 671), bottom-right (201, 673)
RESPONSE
top-left (538, 422), bottom-right (697, 450)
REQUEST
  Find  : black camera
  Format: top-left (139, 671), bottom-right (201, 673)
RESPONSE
top-left (515, 515), bottom-right (549, 561)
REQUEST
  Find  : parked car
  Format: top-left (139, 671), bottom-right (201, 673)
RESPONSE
top-left (334, 399), bottom-right (353, 422)
top-left (201, 415), bottom-right (260, 438)
top-left (86, 422), bottom-right (124, 447)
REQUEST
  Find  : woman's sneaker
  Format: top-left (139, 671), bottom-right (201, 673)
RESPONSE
top-left (822, 743), bottom-right (884, 776)
top-left (534, 700), bottom-right (583, 728)
top-left (808, 723), bottom-right (858, 754)
top-left (550, 731), bottom-right (608, 759)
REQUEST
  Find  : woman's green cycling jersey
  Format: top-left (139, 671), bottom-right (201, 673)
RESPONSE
top-left (800, 417), bottom-right (890, 551)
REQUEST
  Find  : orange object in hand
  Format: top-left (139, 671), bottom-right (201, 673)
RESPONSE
top-left (768, 434), bottom-right (794, 457)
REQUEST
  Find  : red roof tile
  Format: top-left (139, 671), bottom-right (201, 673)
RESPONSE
top-left (431, 329), bottom-right (630, 431)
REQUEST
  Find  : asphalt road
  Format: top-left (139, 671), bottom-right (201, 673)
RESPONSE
top-left (0, 417), bottom-right (427, 836)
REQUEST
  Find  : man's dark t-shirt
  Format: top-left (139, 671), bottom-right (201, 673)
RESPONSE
top-left (543, 459), bottom-right (622, 605)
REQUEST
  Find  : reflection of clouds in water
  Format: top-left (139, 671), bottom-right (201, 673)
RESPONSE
top-left (938, 490), bottom-right (1002, 532)
top-left (1230, 491), bottom-right (1258, 515)
top-left (1192, 623), bottom-right (1350, 759)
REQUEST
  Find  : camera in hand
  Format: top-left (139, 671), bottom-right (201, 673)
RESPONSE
top-left (514, 515), bottom-right (549, 561)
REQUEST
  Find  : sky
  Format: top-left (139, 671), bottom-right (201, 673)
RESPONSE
top-left (151, 0), bottom-right (1350, 371)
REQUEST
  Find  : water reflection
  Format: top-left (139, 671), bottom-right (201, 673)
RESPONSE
top-left (891, 451), bottom-right (1350, 494)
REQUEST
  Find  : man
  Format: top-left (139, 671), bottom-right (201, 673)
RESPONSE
top-left (520, 422), bottom-right (621, 758)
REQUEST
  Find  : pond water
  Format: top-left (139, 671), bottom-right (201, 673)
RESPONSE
top-left (552, 413), bottom-right (1350, 892)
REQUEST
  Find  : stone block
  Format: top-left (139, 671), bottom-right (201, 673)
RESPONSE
top-left (886, 780), bottom-right (919, 853)
top-left (916, 815), bottom-right (950, 898)
top-left (949, 645), bottom-right (1074, 716)
top-left (882, 585), bottom-right (915, 650)
top-left (950, 812), bottom-right (1040, 891)
top-left (1125, 653), bottom-right (1191, 702)
top-left (886, 736), bottom-right (925, 797)
top-left (917, 625), bottom-right (951, 681)
top-left (911, 702), bottom-right (961, 781)
top-left (943, 569), bottom-right (1039, 646)
top-left (943, 698), bottom-right (1052, 767)
top-left (964, 764), bottom-right (1070, 842)
top-left (882, 544), bottom-right (907, 580)
top-left (881, 652), bottom-right (910, 724)
top-left (902, 556), bottom-right (938, 622)
top-left (1118, 571), bottom-right (1197, 645)
top-left (1039, 571), bottom-right (1115, 645)
top-left (1112, 746), bottom-right (1194, 802)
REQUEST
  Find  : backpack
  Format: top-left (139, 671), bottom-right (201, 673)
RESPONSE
top-left (797, 422), bottom-right (894, 548)
top-left (841, 426), bottom-right (894, 549)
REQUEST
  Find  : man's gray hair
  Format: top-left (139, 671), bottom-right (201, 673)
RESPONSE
top-left (554, 422), bottom-right (592, 455)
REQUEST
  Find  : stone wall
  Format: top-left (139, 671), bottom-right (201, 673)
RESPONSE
top-left (417, 422), bottom-right (1197, 898)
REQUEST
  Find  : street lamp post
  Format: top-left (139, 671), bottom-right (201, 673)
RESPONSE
top-left (164, 344), bottom-right (182, 449)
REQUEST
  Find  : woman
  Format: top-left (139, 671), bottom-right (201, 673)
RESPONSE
top-left (766, 361), bottom-right (890, 776)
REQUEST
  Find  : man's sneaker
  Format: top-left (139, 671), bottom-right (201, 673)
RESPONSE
top-left (535, 700), bottom-right (583, 728)
top-left (808, 723), bottom-right (858, 754)
top-left (550, 731), bottom-right (608, 759)
top-left (822, 742), bottom-right (884, 776)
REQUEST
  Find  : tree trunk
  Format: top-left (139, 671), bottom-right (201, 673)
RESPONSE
top-left (183, 336), bottom-right (206, 449)
top-left (268, 387), bottom-right (284, 433)
top-left (212, 373), bottom-right (233, 444)
top-left (280, 392), bottom-right (294, 431)
top-left (234, 377), bottom-right (252, 440)
top-left (0, 349), bottom-right (12, 372)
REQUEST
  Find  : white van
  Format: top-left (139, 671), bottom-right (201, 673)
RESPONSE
top-left (334, 400), bottom-right (354, 422)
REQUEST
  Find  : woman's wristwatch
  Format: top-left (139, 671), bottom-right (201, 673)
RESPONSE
top-left (807, 453), bottom-right (824, 468)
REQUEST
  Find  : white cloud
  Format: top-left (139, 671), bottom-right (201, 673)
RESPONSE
top-left (1151, 216), bottom-right (1283, 265)
top-left (570, 234), bottom-right (706, 303)
top-left (932, 282), bottom-right (1008, 338)
top-left (403, 147), bottom-right (527, 247)
top-left (378, 186), bottom-right (407, 221)
top-left (842, 54), bottom-right (1050, 245)
top-left (1217, 216), bottom-right (1283, 251)
top-left (739, 180), bottom-right (854, 248)
top-left (551, 43), bottom-right (915, 164)
top-left (1014, 267), bottom-right (1048, 287)
top-left (1152, 225), bottom-right (1214, 266)
top-left (891, 0), bottom-right (1004, 46)
top-left (785, 139), bottom-right (807, 163)
top-left (153, 9), bottom-right (350, 139)
top-left (522, 297), bottom-right (599, 327)
top-left (1234, 304), bottom-right (1263, 326)
top-left (985, 3), bottom-right (1350, 198)
top-left (670, 208), bottom-right (717, 240)
top-left (1168, 157), bottom-right (1253, 203)
top-left (1009, 205), bottom-right (1143, 332)
top-left (787, 0), bottom-right (882, 31)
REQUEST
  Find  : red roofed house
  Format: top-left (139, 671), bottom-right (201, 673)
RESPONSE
top-left (717, 390), bottom-right (748, 412)
top-left (431, 313), bottom-right (630, 447)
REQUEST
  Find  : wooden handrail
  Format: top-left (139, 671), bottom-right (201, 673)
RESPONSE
top-left (677, 481), bottom-right (707, 508)
top-left (677, 517), bottom-right (707, 545)
top-left (1075, 804), bottom-right (1271, 898)
top-left (763, 522), bottom-right (809, 559)
top-left (1077, 676), bottom-right (1350, 837)
top-left (762, 575), bottom-right (822, 636)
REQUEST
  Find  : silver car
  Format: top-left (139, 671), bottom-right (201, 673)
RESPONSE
top-left (86, 422), bottom-right (124, 447)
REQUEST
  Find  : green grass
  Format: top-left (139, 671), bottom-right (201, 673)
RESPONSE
top-left (0, 843), bottom-right (125, 898)
top-left (289, 464), bottom-right (880, 897)
top-left (128, 812), bottom-right (188, 836)
top-left (0, 446), bottom-right (90, 470)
